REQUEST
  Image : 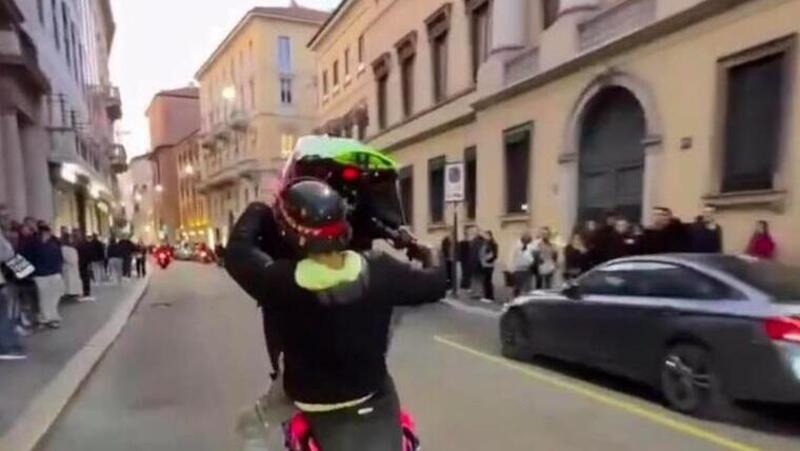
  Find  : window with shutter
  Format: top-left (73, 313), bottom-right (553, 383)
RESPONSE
top-left (504, 124), bottom-right (532, 214)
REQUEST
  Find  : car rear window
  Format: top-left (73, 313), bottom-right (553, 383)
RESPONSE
top-left (713, 257), bottom-right (800, 303)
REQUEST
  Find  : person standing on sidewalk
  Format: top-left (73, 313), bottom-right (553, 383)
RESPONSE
top-left (30, 225), bottom-right (65, 329)
top-left (107, 237), bottom-right (124, 285)
top-left (75, 230), bottom-right (95, 301)
top-left (507, 232), bottom-right (534, 297)
top-left (746, 220), bottom-right (776, 260)
top-left (60, 233), bottom-right (83, 302)
top-left (89, 234), bottom-right (106, 284)
top-left (0, 228), bottom-right (27, 360)
top-left (134, 241), bottom-right (147, 278)
top-left (478, 231), bottom-right (498, 302)
top-left (533, 227), bottom-right (558, 290)
top-left (119, 235), bottom-right (135, 279)
top-left (690, 207), bottom-right (723, 253)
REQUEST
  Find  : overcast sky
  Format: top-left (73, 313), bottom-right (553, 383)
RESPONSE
top-left (109, 0), bottom-right (339, 158)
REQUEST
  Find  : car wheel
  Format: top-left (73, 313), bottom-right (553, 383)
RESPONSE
top-left (500, 312), bottom-right (533, 361)
top-left (660, 345), bottom-right (728, 418)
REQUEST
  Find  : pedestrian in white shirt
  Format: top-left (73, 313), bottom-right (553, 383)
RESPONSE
top-left (61, 234), bottom-right (83, 301)
top-left (507, 232), bottom-right (534, 297)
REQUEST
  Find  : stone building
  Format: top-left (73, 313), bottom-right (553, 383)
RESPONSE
top-left (311, 0), bottom-right (800, 264)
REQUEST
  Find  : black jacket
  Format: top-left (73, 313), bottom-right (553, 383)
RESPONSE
top-left (643, 219), bottom-right (691, 254)
top-left (261, 252), bottom-right (446, 404)
top-left (690, 223), bottom-right (723, 253)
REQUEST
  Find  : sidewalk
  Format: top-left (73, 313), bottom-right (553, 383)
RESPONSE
top-left (0, 275), bottom-right (150, 451)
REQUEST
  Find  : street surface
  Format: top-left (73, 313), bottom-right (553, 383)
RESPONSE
top-left (37, 262), bottom-right (800, 451)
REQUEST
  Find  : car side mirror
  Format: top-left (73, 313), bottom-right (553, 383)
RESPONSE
top-left (562, 282), bottom-right (581, 300)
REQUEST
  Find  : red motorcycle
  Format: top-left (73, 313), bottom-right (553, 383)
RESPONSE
top-left (155, 248), bottom-right (172, 269)
top-left (284, 410), bottom-right (420, 451)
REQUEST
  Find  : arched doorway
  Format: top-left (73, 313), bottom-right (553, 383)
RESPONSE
top-left (578, 86), bottom-right (646, 222)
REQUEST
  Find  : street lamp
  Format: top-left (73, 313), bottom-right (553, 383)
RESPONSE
top-left (184, 164), bottom-right (195, 175)
top-left (155, 184), bottom-right (163, 193)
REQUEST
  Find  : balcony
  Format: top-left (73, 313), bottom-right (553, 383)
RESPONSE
top-left (230, 109), bottom-right (251, 132)
top-left (0, 28), bottom-right (49, 93)
top-left (200, 133), bottom-right (216, 150)
top-left (110, 144), bottom-right (128, 173)
top-left (504, 47), bottom-right (540, 86)
top-left (105, 85), bottom-right (122, 121)
top-left (578, 0), bottom-right (657, 52)
top-left (213, 123), bottom-right (232, 143)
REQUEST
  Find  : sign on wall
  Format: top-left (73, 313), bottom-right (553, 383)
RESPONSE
top-left (444, 162), bottom-right (465, 203)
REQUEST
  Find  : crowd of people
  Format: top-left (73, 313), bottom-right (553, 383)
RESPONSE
top-left (0, 205), bottom-right (148, 360)
top-left (443, 206), bottom-right (779, 302)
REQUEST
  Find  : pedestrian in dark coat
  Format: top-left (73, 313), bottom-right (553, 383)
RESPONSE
top-left (690, 207), bottom-right (723, 253)
top-left (563, 231), bottom-right (591, 280)
top-left (643, 207), bottom-right (690, 254)
top-left (75, 230), bottom-right (95, 300)
top-left (441, 235), bottom-right (455, 289)
top-left (30, 225), bottom-right (64, 327)
top-left (478, 231), bottom-right (498, 301)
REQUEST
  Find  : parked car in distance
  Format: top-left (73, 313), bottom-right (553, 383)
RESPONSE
top-left (500, 254), bottom-right (800, 417)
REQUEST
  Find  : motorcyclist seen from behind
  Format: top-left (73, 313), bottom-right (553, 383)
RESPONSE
top-left (257, 179), bottom-right (445, 450)
top-left (225, 136), bottom-right (412, 379)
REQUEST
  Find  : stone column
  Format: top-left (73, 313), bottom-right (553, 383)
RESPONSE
top-left (477, 0), bottom-right (528, 93)
top-left (558, 153), bottom-right (580, 236)
top-left (1, 112), bottom-right (28, 219)
top-left (490, 0), bottom-right (527, 53)
top-left (21, 124), bottom-right (55, 223)
top-left (641, 136), bottom-right (664, 226)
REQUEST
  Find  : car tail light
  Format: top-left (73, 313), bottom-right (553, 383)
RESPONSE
top-left (765, 317), bottom-right (800, 343)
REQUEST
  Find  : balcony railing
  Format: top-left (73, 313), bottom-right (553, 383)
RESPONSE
top-left (105, 85), bottom-right (122, 120)
top-left (504, 47), bottom-right (540, 86)
top-left (110, 144), bottom-right (128, 173)
top-left (578, 0), bottom-right (657, 52)
top-left (230, 109), bottom-right (251, 132)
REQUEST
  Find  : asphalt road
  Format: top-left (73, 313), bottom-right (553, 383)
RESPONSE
top-left (37, 262), bottom-right (800, 451)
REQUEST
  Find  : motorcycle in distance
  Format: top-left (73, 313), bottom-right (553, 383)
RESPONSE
top-left (154, 246), bottom-right (172, 269)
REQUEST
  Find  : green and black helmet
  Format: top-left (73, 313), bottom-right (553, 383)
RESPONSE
top-left (281, 136), bottom-right (406, 241)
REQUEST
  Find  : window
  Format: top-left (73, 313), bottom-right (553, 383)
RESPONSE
top-left (396, 32), bottom-right (417, 118)
top-left (431, 34), bottom-right (448, 102)
top-left (376, 74), bottom-right (388, 129)
top-left (504, 124), bottom-right (532, 214)
top-left (62, 2), bottom-right (70, 66)
top-left (428, 156), bottom-right (446, 224)
top-left (37, 0), bottom-right (45, 24)
top-left (280, 77), bottom-right (292, 104)
top-left (465, 147), bottom-right (477, 219)
top-left (720, 39), bottom-right (792, 193)
top-left (51, 0), bottom-right (59, 50)
top-left (373, 53), bottom-right (391, 130)
top-left (400, 55), bottom-right (415, 117)
top-left (344, 48), bottom-right (351, 77)
top-left (468, 0), bottom-right (491, 82)
top-left (579, 266), bottom-right (639, 296)
top-left (399, 167), bottom-right (414, 227)
top-left (322, 70), bottom-right (329, 95)
top-left (333, 60), bottom-right (340, 86)
top-left (543, 0), bottom-right (560, 29)
top-left (426, 4), bottom-right (451, 103)
top-left (278, 36), bottom-right (292, 73)
top-left (358, 35), bottom-right (365, 64)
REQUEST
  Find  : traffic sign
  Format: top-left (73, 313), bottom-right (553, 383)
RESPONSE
top-left (444, 162), bottom-right (464, 203)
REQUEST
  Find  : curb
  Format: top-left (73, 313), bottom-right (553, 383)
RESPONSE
top-left (0, 273), bottom-right (152, 451)
top-left (441, 297), bottom-right (503, 318)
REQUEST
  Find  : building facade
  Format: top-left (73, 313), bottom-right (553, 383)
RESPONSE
top-left (311, 0), bottom-right (800, 264)
top-left (195, 4), bottom-right (328, 247)
top-left (119, 153), bottom-right (157, 244)
top-left (175, 130), bottom-right (207, 243)
top-left (4, 0), bottom-right (126, 235)
top-left (146, 86), bottom-right (200, 243)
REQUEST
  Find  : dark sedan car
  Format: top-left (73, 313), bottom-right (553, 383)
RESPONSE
top-left (500, 254), bottom-right (800, 417)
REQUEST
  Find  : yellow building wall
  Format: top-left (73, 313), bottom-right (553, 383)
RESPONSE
top-left (390, 0), bottom-right (800, 265)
